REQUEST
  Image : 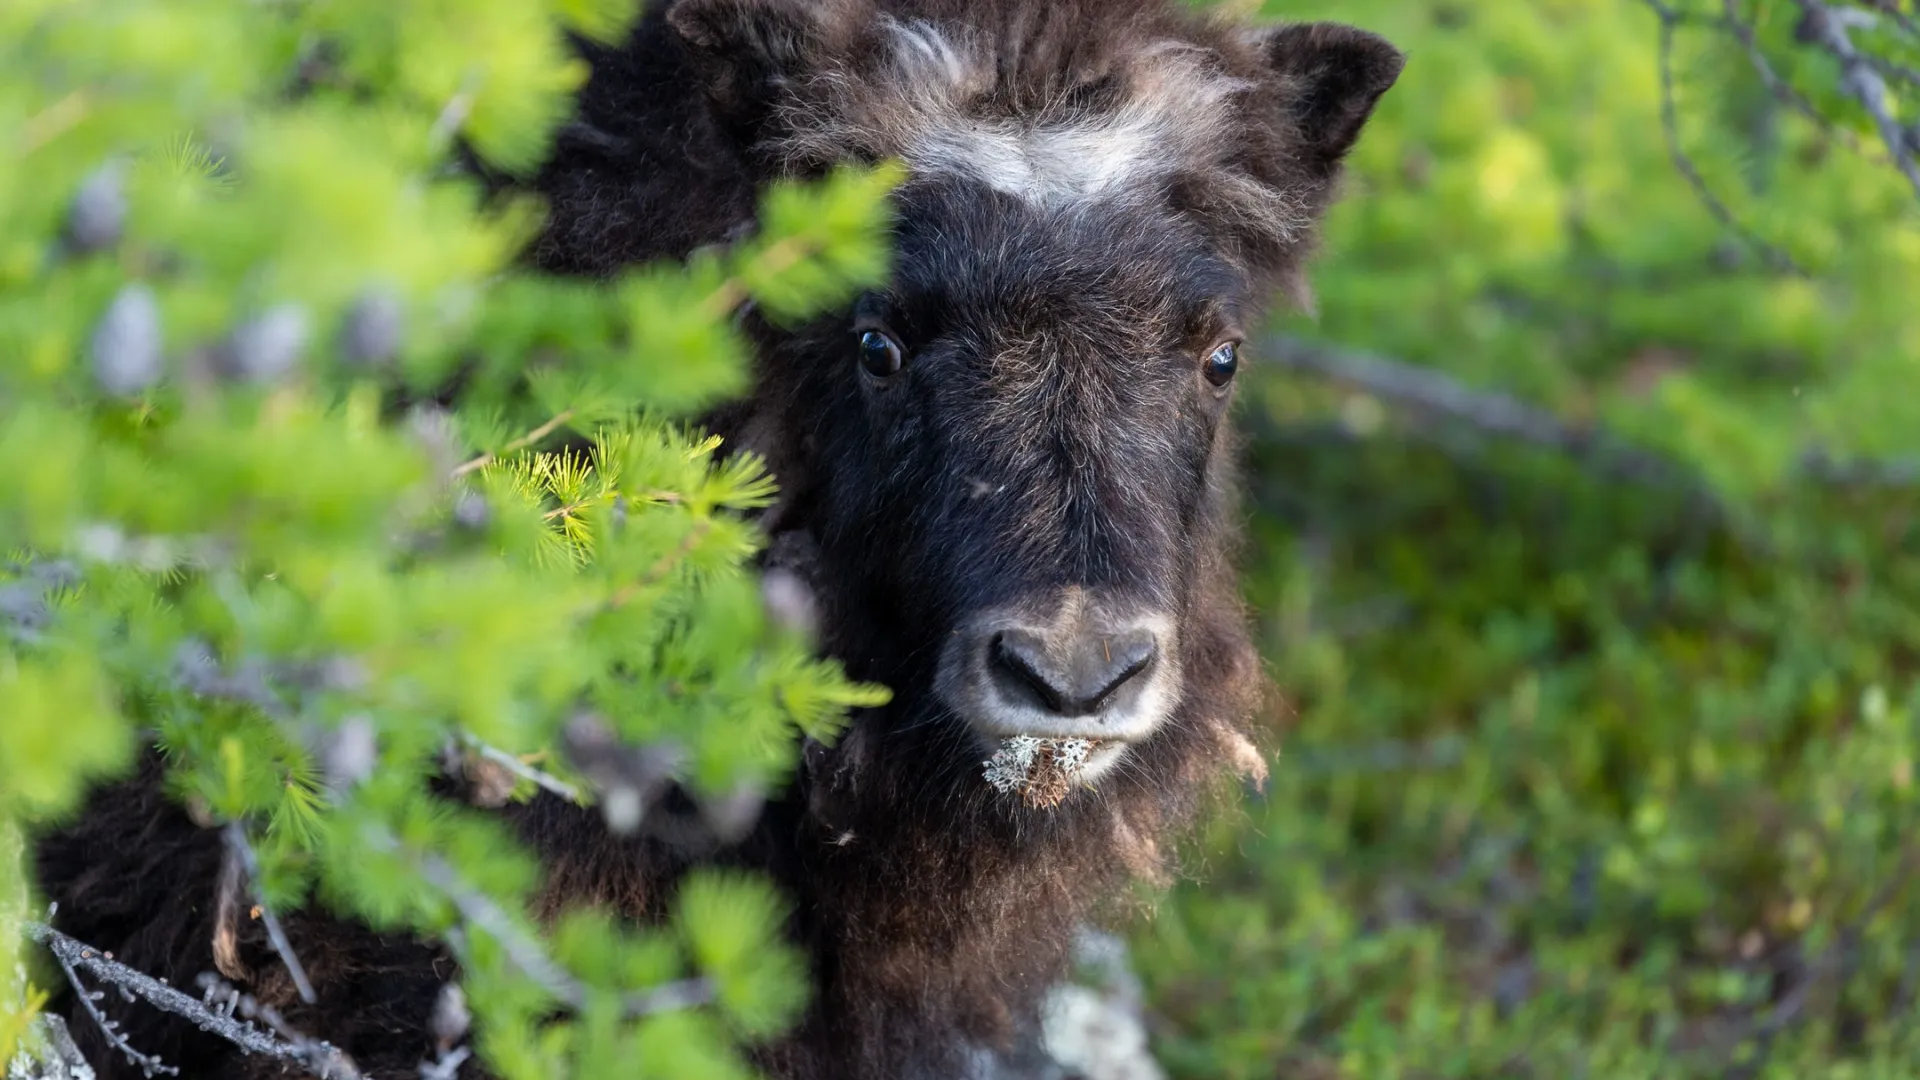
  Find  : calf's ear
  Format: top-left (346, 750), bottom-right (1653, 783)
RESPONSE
top-left (1252, 22), bottom-right (1405, 176)
top-left (666, 0), bottom-right (870, 136)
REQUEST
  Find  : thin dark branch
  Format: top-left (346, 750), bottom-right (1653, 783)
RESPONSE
top-left (1792, 0), bottom-right (1920, 198)
top-left (1866, 50), bottom-right (1920, 90)
top-left (1258, 334), bottom-right (1920, 488)
top-left (1796, 445), bottom-right (1920, 485)
top-left (13, 1013), bottom-right (94, 1080)
top-left (621, 976), bottom-right (719, 1016)
top-left (221, 822), bottom-right (318, 1004)
top-left (399, 837), bottom-right (576, 1001)
top-left (194, 975), bottom-right (362, 1080)
top-left (363, 825), bottom-right (714, 1019)
top-left (21, 917), bottom-right (358, 1079)
top-left (457, 733), bottom-right (583, 804)
top-left (1639, 0), bottom-right (1743, 32)
top-left (1258, 336), bottom-right (1686, 483)
top-left (1876, 0), bottom-right (1920, 41)
top-left (427, 80), bottom-right (478, 150)
top-left (1721, 0), bottom-right (1886, 160)
top-left (1643, 0), bottom-right (1811, 274)
top-left (49, 931), bottom-right (179, 1077)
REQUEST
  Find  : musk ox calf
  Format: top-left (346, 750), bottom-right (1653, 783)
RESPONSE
top-left (34, 1), bottom-right (1402, 1077)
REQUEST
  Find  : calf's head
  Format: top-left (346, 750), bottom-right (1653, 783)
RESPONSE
top-left (670, 0), bottom-right (1403, 789)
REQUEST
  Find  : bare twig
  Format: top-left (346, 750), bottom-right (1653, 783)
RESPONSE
top-left (212, 840), bottom-right (253, 985)
top-left (1259, 334), bottom-right (1920, 489)
top-left (371, 829), bottom-right (575, 1000)
top-left (362, 826), bottom-right (713, 1019)
top-left (694, 234), bottom-right (816, 321)
top-left (604, 519), bottom-right (715, 610)
top-left (1642, 0), bottom-right (1810, 274)
top-left (1796, 444), bottom-right (1920, 485)
top-left (12, 1012), bottom-right (94, 1080)
top-left (1645, 1), bottom-right (1920, 203)
top-left (1259, 336), bottom-right (1686, 482)
top-left (21, 917), bottom-right (357, 1079)
top-left (18, 91), bottom-right (90, 157)
top-left (194, 975), bottom-right (362, 1080)
top-left (1866, 51), bottom-right (1920, 90)
top-left (221, 823), bottom-right (318, 1005)
top-left (1720, 0), bottom-right (1885, 161)
top-left (1792, 0), bottom-right (1920, 199)
top-left (50, 933), bottom-right (177, 1078)
top-left (427, 76), bottom-right (480, 150)
top-left (451, 409), bottom-right (578, 478)
top-left (457, 734), bottom-right (584, 803)
top-left (1861, 0), bottom-right (1920, 42)
top-left (619, 976), bottom-right (718, 1017)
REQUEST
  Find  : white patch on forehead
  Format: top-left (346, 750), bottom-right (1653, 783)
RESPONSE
top-left (905, 104), bottom-right (1180, 206)
top-left (861, 19), bottom-right (1256, 209)
top-left (771, 17), bottom-right (1308, 241)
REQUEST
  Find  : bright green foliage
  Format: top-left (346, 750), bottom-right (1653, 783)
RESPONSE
top-left (1267, 0), bottom-right (1920, 497)
top-left (1, 0), bottom-right (894, 1075)
top-left (2, 819), bottom-right (38, 1065)
top-left (10, 0), bottom-right (1920, 1075)
top-left (1142, 1), bottom-right (1920, 1077)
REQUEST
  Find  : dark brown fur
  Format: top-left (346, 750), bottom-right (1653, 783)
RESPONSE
top-left (33, 3), bottom-right (1402, 1077)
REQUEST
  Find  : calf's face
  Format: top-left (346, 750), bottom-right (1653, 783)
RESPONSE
top-left (669, 0), bottom-right (1403, 784)
top-left (824, 185), bottom-right (1247, 775)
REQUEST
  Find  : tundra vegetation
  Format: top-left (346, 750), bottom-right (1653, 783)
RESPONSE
top-left (4, 1), bottom-right (1920, 1080)
top-left (1136, 1), bottom-right (1920, 1078)
top-left (14, 0), bottom-right (1416, 1073)
top-left (1, 0), bottom-right (898, 1075)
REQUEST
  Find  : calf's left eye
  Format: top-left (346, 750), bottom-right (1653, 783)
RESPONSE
top-left (858, 329), bottom-right (904, 378)
top-left (1203, 341), bottom-right (1239, 387)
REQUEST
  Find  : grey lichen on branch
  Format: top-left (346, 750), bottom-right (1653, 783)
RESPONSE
top-left (18, 916), bottom-right (359, 1080)
top-left (218, 823), bottom-right (318, 1006)
top-left (6, 1013), bottom-right (95, 1080)
top-left (1789, 0), bottom-right (1920, 201)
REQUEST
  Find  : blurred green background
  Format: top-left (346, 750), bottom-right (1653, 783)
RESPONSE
top-left (7, 0), bottom-right (1920, 1076)
top-left (1136, 2), bottom-right (1920, 1077)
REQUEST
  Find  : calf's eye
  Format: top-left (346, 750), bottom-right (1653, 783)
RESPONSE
top-left (1203, 341), bottom-right (1239, 387)
top-left (858, 329), bottom-right (904, 378)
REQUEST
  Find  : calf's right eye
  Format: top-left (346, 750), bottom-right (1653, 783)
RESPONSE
top-left (858, 329), bottom-right (903, 378)
top-left (1203, 340), bottom-right (1240, 387)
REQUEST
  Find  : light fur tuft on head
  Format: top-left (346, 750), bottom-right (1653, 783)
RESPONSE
top-left (771, 16), bottom-right (1310, 247)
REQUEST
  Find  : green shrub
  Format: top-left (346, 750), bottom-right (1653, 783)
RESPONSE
top-left (1140, 2), bottom-right (1920, 1077)
top-left (9, 0), bottom-right (1920, 1077)
top-left (0, 1), bottom-right (894, 1076)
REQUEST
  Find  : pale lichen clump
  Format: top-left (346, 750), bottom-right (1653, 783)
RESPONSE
top-left (983, 736), bottom-right (1103, 809)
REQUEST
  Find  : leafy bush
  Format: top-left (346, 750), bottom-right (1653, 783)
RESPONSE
top-left (0, 1), bottom-right (895, 1076)
top-left (10, 0), bottom-right (1920, 1077)
top-left (1140, 1), bottom-right (1920, 1077)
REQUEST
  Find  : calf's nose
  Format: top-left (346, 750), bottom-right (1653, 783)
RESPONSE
top-left (988, 625), bottom-right (1158, 717)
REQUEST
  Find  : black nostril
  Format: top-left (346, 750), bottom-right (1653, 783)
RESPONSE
top-left (988, 627), bottom-right (1158, 717)
top-left (1087, 637), bottom-right (1156, 709)
top-left (991, 631), bottom-right (1069, 713)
